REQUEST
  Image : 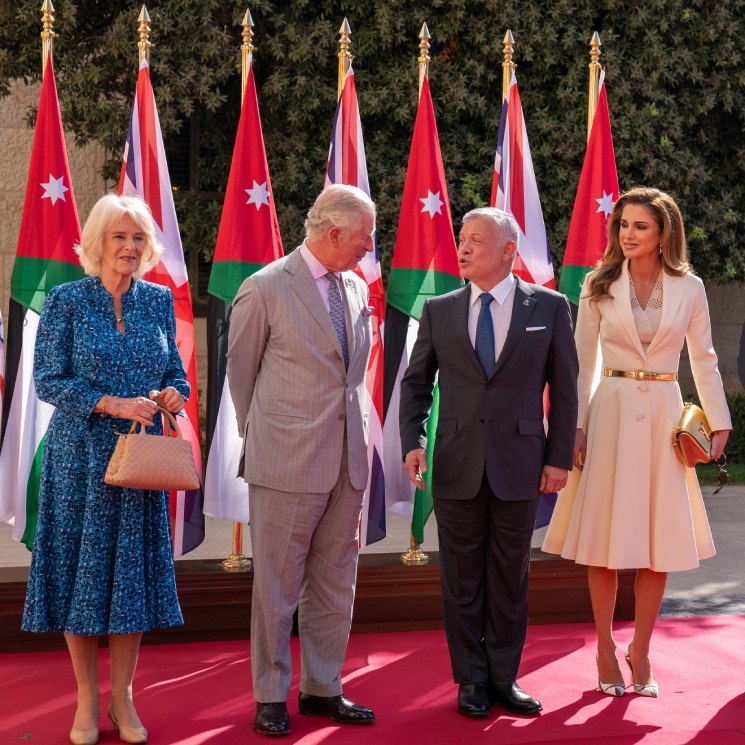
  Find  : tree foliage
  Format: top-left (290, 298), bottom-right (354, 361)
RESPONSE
top-left (2, 0), bottom-right (744, 284)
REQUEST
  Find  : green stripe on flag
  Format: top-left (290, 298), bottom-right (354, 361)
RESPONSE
top-left (412, 383), bottom-right (439, 545)
top-left (208, 261), bottom-right (267, 305)
top-left (11, 257), bottom-right (84, 315)
top-left (21, 434), bottom-right (45, 551)
top-left (388, 268), bottom-right (463, 321)
top-left (558, 264), bottom-right (591, 306)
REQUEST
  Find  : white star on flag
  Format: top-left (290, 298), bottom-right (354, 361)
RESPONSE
top-left (595, 190), bottom-right (615, 218)
top-left (419, 190), bottom-right (444, 219)
top-left (40, 174), bottom-right (69, 206)
top-left (245, 181), bottom-right (271, 211)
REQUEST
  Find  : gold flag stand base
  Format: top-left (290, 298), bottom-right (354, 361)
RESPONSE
top-left (400, 534), bottom-right (429, 564)
top-left (222, 553), bottom-right (253, 571)
top-left (222, 523), bottom-right (253, 572)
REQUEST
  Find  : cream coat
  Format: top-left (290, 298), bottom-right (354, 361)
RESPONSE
top-left (543, 261), bottom-right (731, 572)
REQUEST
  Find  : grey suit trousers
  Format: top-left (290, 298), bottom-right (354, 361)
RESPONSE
top-left (248, 441), bottom-right (364, 703)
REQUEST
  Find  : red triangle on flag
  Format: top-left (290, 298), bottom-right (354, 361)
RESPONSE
top-left (390, 77), bottom-right (460, 279)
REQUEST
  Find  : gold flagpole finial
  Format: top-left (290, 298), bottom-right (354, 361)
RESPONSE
top-left (41, 0), bottom-right (57, 74)
top-left (241, 9), bottom-right (255, 106)
top-left (418, 22), bottom-right (431, 98)
top-left (587, 32), bottom-right (602, 141)
top-left (138, 5), bottom-right (151, 66)
top-left (337, 18), bottom-right (353, 101)
top-left (502, 30), bottom-right (516, 102)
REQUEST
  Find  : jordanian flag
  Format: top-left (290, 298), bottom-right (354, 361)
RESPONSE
top-left (0, 59), bottom-right (84, 549)
top-left (204, 65), bottom-right (283, 524)
top-left (119, 58), bottom-right (205, 557)
top-left (325, 65), bottom-right (386, 546)
top-left (383, 76), bottom-right (462, 543)
top-left (559, 73), bottom-right (618, 305)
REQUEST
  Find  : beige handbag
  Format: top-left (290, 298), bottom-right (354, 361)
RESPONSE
top-left (672, 402), bottom-right (728, 492)
top-left (104, 406), bottom-right (200, 491)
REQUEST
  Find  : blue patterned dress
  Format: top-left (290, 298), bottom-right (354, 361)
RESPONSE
top-left (22, 276), bottom-right (188, 635)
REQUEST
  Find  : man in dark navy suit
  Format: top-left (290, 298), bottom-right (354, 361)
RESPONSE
top-left (399, 207), bottom-right (578, 718)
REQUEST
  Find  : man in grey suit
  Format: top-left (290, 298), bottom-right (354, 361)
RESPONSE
top-left (399, 207), bottom-right (578, 718)
top-left (227, 184), bottom-right (376, 736)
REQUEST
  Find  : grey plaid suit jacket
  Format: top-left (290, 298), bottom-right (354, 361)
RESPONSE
top-left (226, 247), bottom-right (372, 493)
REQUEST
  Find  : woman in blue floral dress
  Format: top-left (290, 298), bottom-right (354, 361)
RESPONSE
top-left (22, 194), bottom-right (190, 745)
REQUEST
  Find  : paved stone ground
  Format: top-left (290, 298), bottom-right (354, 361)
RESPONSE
top-left (2, 486), bottom-right (742, 616)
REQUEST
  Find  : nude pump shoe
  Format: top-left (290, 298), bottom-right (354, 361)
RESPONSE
top-left (69, 726), bottom-right (99, 745)
top-left (107, 702), bottom-right (148, 744)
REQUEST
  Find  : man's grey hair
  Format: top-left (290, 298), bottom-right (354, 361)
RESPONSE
top-left (462, 207), bottom-right (520, 248)
top-left (305, 184), bottom-right (376, 241)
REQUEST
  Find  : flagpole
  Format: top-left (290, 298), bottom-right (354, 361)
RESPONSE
top-left (401, 24), bottom-right (433, 566)
top-left (221, 9), bottom-right (256, 573)
top-left (502, 30), bottom-right (516, 101)
top-left (587, 32), bottom-right (602, 142)
top-left (337, 18), bottom-right (353, 100)
top-left (41, 0), bottom-right (57, 74)
top-left (138, 5), bottom-right (151, 66)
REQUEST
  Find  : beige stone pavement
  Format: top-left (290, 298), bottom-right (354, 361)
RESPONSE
top-left (2, 486), bottom-right (743, 615)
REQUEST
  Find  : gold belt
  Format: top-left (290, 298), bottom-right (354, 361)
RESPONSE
top-left (604, 368), bottom-right (678, 381)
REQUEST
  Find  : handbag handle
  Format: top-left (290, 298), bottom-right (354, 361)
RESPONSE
top-left (125, 406), bottom-right (183, 439)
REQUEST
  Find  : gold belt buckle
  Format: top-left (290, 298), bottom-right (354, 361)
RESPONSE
top-left (633, 370), bottom-right (645, 381)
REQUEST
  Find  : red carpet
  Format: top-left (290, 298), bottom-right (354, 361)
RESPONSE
top-left (2, 617), bottom-right (745, 744)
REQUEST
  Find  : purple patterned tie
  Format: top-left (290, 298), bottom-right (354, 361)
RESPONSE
top-left (326, 272), bottom-right (349, 369)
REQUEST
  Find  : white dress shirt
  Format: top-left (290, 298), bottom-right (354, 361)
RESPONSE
top-left (467, 273), bottom-right (517, 360)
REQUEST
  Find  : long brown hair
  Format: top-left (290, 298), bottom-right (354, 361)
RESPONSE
top-left (584, 187), bottom-right (692, 303)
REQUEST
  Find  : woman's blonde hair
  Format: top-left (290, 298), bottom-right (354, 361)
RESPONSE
top-left (584, 187), bottom-right (692, 303)
top-left (75, 194), bottom-right (164, 280)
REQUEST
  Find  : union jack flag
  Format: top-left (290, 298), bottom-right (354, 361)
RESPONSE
top-left (325, 65), bottom-right (386, 545)
top-left (119, 58), bottom-right (205, 557)
top-left (492, 72), bottom-right (555, 289)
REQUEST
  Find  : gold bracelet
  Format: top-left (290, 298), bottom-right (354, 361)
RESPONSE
top-left (100, 395), bottom-right (108, 416)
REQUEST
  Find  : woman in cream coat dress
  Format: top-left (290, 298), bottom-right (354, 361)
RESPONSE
top-left (543, 188), bottom-right (731, 698)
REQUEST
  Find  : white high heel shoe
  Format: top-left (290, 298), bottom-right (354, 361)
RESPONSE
top-left (625, 649), bottom-right (659, 697)
top-left (596, 654), bottom-right (625, 697)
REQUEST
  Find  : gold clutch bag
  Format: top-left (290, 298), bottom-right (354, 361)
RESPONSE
top-left (104, 406), bottom-right (201, 491)
top-left (672, 402), bottom-right (728, 493)
top-left (672, 402), bottom-right (712, 467)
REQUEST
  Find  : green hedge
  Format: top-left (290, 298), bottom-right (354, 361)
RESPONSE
top-left (2, 1), bottom-right (744, 284)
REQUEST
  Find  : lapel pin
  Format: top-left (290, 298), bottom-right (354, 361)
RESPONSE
top-left (345, 278), bottom-right (354, 288)
top-left (523, 299), bottom-right (530, 306)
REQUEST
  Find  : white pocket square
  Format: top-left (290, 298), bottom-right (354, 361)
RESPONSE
top-left (361, 306), bottom-right (375, 317)
top-left (525, 326), bottom-right (546, 331)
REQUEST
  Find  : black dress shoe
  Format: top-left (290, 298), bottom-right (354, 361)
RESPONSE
top-left (298, 693), bottom-right (375, 724)
top-left (457, 683), bottom-right (490, 718)
top-left (488, 682), bottom-right (542, 715)
top-left (254, 702), bottom-right (291, 737)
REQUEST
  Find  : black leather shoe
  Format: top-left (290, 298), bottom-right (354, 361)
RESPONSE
top-left (298, 693), bottom-right (375, 724)
top-left (254, 702), bottom-right (291, 736)
top-left (457, 683), bottom-right (490, 718)
top-left (488, 682), bottom-right (542, 715)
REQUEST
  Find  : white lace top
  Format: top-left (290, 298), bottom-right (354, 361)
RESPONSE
top-left (630, 273), bottom-right (663, 351)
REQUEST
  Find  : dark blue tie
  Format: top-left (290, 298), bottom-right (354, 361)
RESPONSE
top-left (475, 292), bottom-right (496, 377)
